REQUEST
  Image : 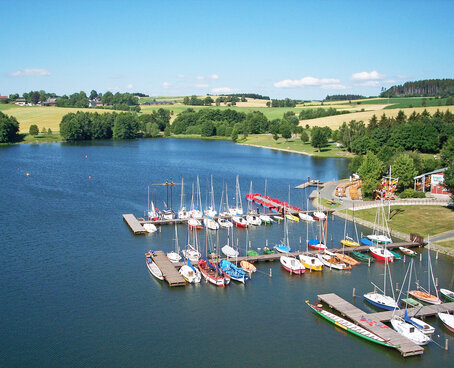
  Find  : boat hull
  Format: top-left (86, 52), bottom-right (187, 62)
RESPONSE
top-left (280, 256), bottom-right (305, 274)
top-left (409, 290), bottom-right (442, 305)
top-left (369, 247), bottom-right (394, 262)
top-left (363, 292), bottom-right (399, 311)
top-left (440, 288), bottom-right (454, 302)
top-left (438, 312), bottom-right (454, 333)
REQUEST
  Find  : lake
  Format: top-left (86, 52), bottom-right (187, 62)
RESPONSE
top-left (0, 139), bottom-right (453, 367)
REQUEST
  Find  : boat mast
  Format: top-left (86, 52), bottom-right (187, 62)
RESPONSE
top-left (180, 178), bottom-right (184, 210)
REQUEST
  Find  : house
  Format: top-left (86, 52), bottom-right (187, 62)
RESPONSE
top-left (413, 167), bottom-right (452, 195)
top-left (15, 98), bottom-right (26, 105)
top-left (0, 96), bottom-right (8, 101)
top-left (43, 97), bottom-right (58, 106)
top-left (88, 98), bottom-right (103, 107)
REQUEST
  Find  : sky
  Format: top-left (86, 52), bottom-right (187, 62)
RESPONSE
top-left (1, 0), bottom-right (453, 100)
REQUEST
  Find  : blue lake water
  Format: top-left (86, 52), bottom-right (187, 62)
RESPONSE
top-left (0, 139), bottom-right (453, 367)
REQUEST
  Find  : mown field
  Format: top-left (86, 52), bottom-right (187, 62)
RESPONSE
top-left (241, 134), bottom-right (352, 157)
top-left (351, 205), bottom-right (454, 237)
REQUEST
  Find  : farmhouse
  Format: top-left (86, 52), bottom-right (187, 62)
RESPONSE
top-left (15, 98), bottom-right (26, 105)
top-left (43, 97), bottom-right (58, 106)
top-left (414, 167), bottom-right (452, 195)
top-left (88, 98), bottom-right (103, 107)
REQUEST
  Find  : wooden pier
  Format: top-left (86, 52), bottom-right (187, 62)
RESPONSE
top-left (370, 302), bottom-right (454, 322)
top-left (151, 251), bottom-right (186, 287)
top-left (123, 214), bottom-right (146, 234)
top-left (317, 293), bottom-right (425, 357)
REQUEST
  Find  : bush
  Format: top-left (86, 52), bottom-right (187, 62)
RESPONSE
top-left (399, 188), bottom-right (426, 198)
top-left (29, 124), bottom-right (39, 135)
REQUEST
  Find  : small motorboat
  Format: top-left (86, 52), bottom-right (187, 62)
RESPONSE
top-left (399, 246), bottom-right (417, 257)
top-left (280, 255), bottom-right (305, 274)
top-left (440, 288), bottom-right (454, 302)
top-left (404, 310), bottom-right (435, 335)
top-left (143, 223), bottom-right (158, 233)
top-left (167, 251), bottom-right (181, 263)
top-left (438, 312), bottom-right (454, 333)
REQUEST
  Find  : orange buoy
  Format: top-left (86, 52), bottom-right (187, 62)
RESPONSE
top-left (26, 172), bottom-right (30, 177)
top-left (89, 176), bottom-right (91, 180)
top-left (85, 155), bottom-right (88, 159)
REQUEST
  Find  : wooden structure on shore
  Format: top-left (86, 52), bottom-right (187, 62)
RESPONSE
top-left (151, 251), bottom-right (186, 287)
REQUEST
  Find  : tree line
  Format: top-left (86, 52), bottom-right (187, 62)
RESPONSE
top-left (381, 79), bottom-right (454, 98)
top-left (298, 107), bottom-right (350, 120)
top-left (59, 108), bottom-right (171, 141)
top-left (324, 94), bottom-right (365, 101)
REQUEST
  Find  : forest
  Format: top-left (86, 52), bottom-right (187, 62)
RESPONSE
top-left (381, 79), bottom-right (454, 97)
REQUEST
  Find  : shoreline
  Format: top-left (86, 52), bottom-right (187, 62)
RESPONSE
top-left (237, 142), bottom-right (312, 156)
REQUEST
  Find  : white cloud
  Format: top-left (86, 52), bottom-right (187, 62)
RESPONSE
top-left (321, 84), bottom-right (347, 90)
top-left (195, 83), bottom-right (209, 88)
top-left (197, 74), bottom-right (219, 81)
top-left (196, 76), bottom-right (205, 80)
top-left (274, 76), bottom-right (340, 88)
top-left (126, 83), bottom-right (134, 90)
top-left (210, 74), bottom-right (219, 80)
top-left (177, 74), bottom-right (185, 78)
top-left (357, 80), bottom-right (381, 87)
top-left (9, 68), bottom-right (51, 77)
top-left (162, 82), bottom-right (171, 88)
top-left (211, 87), bottom-right (235, 93)
top-left (351, 70), bottom-right (384, 81)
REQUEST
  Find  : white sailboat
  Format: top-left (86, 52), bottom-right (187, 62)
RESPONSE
top-left (367, 198), bottom-right (392, 244)
top-left (363, 256), bottom-right (398, 310)
top-left (143, 223), bottom-right (158, 233)
top-left (229, 175), bottom-right (243, 216)
top-left (204, 176), bottom-right (217, 218)
top-left (145, 251), bottom-right (164, 280)
top-left (178, 178), bottom-right (190, 219)
top-left (390, 318), bottom-right (430, 345)
top-left (167, 224), bottom-right (182, 263)
top-left (203, 217), bottom-right (219, 230)
top-left (221, 228), bottom-right (239, 258)
top-left (179, 260), bottom-right (202, 283)
top-left (299, 214), bottom-right (323, 271)
top-left (181, 226), bottom-right (201, 262)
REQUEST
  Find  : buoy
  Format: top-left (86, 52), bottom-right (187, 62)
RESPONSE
top-left (26, 172), bottom-right (30, 177)
top-left (89, 176), bottom-right (91, 180)
top-left (85, 155), bottom-right (88, 159)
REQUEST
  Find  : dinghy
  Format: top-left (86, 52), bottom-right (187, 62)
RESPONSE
top-left (240, 260), bottom-right (256, 273)
top-left (198, 258), bottom-right (230, 287)
top-left (299, 212), bottom-right (314, 222)
top-left (246, 214), bottom-right (262, 226)
top-left (317, 252), bottom-right (351, 270)
top-left (203, 217), bottom-right (219, 230)
top-left (408, 290), bottom-right (441, 305)
top-left (352, 251), bottom-right (374, 263)
top-left (399, 247), bottom-right (417, 257)
top-left (188, 217), bottom-right (202, 230)
top-left (145, 251), bottom-right (164, 281)
top-left (360, 237), bottom-right (375, 246)
top-left (259, 214), bottom-right (273, 224)
top-left (221, 245), bottom-right (239, 258)
top-left (307, 238), bottom-right (326, 250)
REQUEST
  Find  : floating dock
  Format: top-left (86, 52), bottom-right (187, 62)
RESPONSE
top-left (295, 179), bottom-right (324, 189)
top-left (317, 293), bottom-right (425, 357)
top-left (123, 214), bottom-right (146, 234)
top-left (151, 251), bottom-right (186, 287)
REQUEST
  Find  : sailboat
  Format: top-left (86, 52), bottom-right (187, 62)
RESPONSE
top-left (274, 213), bottom-right (291, 253)
top-left (221, 227), bottom-right (239, 258)
top-left (390, 317), bottom-right (430, 346)
top-left (178, 178), bottom-right (190, 219)
top-left (367, 199), bottom-right (392, 244)
top-left (408, 237), bottom-right (441, 304)
top-left (246, 181), bottom-right (262, 226)
top-left (181, 225), bottom-right (201, 262)
top-left (229, 175), bottom-right (243, 216)
top-left (317, 250), bottom-right (351, 270)
top-left (179, 258), bottom-right (202, 283)
top-left (307, 217), bottom-right (327, 251)
top-left (204, 176), bottom-right (217, 218)
top-left (167, 223), bottom-right (182, 263)
top-left (145, 251), bottom-right (164, 281)
top-left (440, 288), bottom-right (454, 302)
top-left (438, 312), bottom-right (454, 333)
top-left (189, 178), bottom-right (203, 219)
top-left (280, 255), bottom-right (305, 274)
top-left (299, 197), bottom-right (314, 222)
top-left (313, 183), bottom-right (326, 221)
top-left (399, 259), bottom-right (435, 335)
top-left (340, 208), bottom-right (360, 247)
top-left (217, 186), bottom-right (233, 228)
top-left (363, 256), bottom-right (399, 310)
top-left (203, 217), bottom-right (219, 230)
top-left (143, 223), bottom-right (158, 233)
top-left (198, 230), bottom-right (230, 287)
top-left (299, 214), bottom-right (323, 271)
top-left (219, 259), bottom-right (249, 283)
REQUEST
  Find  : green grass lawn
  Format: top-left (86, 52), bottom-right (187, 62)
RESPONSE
top-left (241, 134), bottom-right (352, 157)
top-left (351, 205), bottom-right (454, 236)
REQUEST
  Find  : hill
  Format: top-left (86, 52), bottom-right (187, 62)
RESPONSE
top-left (380, 78), bottom-right (454, 98)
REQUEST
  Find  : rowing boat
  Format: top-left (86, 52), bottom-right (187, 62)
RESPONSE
top-left (306, 301), bottom-right (400, 349)
top-left (352, 251), bottom-right (374, 263)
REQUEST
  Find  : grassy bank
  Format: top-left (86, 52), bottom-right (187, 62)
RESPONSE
top-left (434, 238), bottom-right (454, 249)
top-left (241, 134), bottom-right (352, 157)
top-left (350, 205), bottom-right (454, 237)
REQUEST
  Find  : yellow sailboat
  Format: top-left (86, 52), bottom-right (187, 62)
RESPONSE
top-left (341, 238), bottom-right (360, 247)
top-left (285, 214), bottom-right (299, 222)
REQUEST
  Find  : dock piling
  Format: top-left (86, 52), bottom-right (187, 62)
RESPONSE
top-left (446, 338), bottom-right (449, 351)
top-left (352, 288), bottom-right (356, 298)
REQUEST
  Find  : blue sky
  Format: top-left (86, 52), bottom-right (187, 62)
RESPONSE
top-left (1, 0), bottom-right (453, 99)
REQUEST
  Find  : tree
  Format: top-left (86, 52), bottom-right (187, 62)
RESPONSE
top-left (311, 127), bottom-right (328, 152)
top-left (349, 155), bottom-right (364, 173)
top-left (31, 91), bottom-right (40, 104)
top-left (443, 162), bottom-right (454, 202)
top-left (41, 127), bottom-right (47, 133)
top-left (164, 126), bottom-right (171, 137)
top-left (231, 128), bottom-right (238, 142)
top-left (89, 90), bottom-right (98, 100)
top-left (300, 131), bottom-right (309, 143)
top-left (29, 124), bottom-right (39, 135)
top-left (273, 132), bottom-right (279, 141)
top-left (201, 121), bottom-right (215, 137)
top-left (113, 113), bottom-right (139, 139)
top-left (441, 136), bottom-right (454, 166)
top-left (0, 112), bottom-right (19, 143)
top-left (47, 128), bottom-right (52, 134)
top-left (203, 96), bottom-right (214, 106)
top-left (392, 153), bottom-right (417, 191)
top-left (358, 152), bottom-right (385, 198)
top-left (280, 124), bottom-right (292, 140)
